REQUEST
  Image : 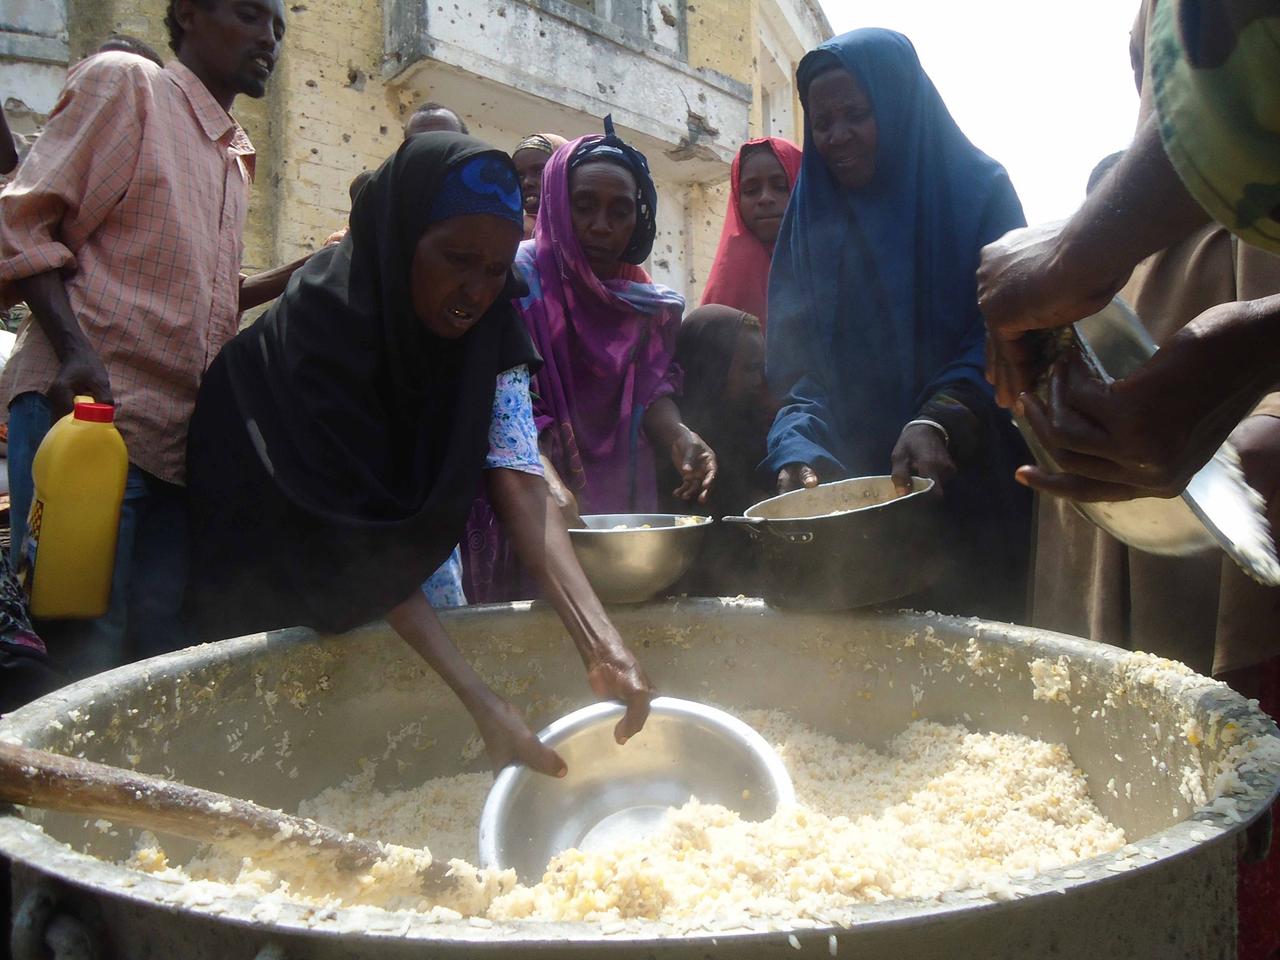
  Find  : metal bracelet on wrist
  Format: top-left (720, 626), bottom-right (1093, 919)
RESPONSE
top-left (903, 418), bottom-right (950, 449)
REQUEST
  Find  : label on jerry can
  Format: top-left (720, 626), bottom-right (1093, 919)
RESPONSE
top-left (18, 497), bottom-right (44, 598)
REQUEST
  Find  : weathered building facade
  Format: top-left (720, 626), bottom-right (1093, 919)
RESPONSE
top-left (2, 0), bottom-right (828, 303)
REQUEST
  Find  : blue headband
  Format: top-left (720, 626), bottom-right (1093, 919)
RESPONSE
top-left (425, 154), bottom-right (523, 227)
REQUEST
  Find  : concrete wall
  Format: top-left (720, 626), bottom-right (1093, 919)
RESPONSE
top-left (0, 0), bottom-right (69, 117)
top-left (267, 0), bottom-right (399, 268)
top-left (383, 0), bottom-right (759, 302)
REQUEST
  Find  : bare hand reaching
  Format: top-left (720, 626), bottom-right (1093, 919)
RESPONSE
top-left (777, 462), bottom-right (819, 493)
top-left (978, 222), bottom-right (1128, 407)
top-left (669, 426), bottom-right (717, 504)
top-left (889, 423), bottom-right (955, 497)
top-left (585, 645), bottom-right (653, 745)
top-left (474, 696), bottom-right (567, 777)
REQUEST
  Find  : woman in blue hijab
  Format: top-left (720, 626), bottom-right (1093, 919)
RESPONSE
top-left (764, 29), bottom-right (1031, 620)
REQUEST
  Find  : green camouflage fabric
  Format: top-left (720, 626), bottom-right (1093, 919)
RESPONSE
top-left (1150, 0), bottom-right (1280, 252)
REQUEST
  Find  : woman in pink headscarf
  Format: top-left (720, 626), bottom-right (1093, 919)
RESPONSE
top-left (517, 119), bottom-right (715, 516)
top-left (463, 120), bottom-right (716, 600)
top-left (700, 137), bottom-right (802, 330)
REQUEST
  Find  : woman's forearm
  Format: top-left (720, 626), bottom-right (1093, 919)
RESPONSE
top-left (486, 467), bottom-right (620, 666)
top-left (389, 587), bottom-right (569, 774)
top-left (387, 589), bottom-right (496, 715)
top-left (488, 467), bottom-right (653, 741)
top-left (642, 395), bottom-right (686, 450)
top-left (1056, 113), bottom-right (1209, 284)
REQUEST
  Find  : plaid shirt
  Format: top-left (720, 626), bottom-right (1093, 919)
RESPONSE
top-left (0, 52), bottom-right (255, 485)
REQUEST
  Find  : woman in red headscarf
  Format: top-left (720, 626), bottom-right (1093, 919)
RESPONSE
top-left (699, 137), bottom-right (802, 330)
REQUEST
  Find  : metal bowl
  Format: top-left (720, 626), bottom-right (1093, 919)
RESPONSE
top-left (1016, 298), bottom-right (1280, 585)
top-left (478, 696), bottom-right (795, 880)
top-left (568, 513), bottom-right (712, 603)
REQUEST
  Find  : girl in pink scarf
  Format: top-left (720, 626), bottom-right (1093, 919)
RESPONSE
top-left (700, 137), bottom-right (802, 331)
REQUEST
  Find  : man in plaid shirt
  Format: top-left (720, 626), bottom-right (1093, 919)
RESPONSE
top-left (0, 0), bottom-right (288, 679)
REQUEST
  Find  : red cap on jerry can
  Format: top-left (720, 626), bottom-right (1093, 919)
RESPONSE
top-left (73, 401), bottom-right (115, 423)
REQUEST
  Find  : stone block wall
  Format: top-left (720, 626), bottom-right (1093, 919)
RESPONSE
top-left (687, 177), bottom-right (728, 302)
top-left (685, 0), bottom-right (752, 87)
top-left (683, 0), bottom-right (754, 305)
top-left (270, 0), bottom-right (403, 265)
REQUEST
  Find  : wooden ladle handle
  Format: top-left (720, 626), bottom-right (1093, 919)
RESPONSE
top-left (0, 741), bottom-right (454, 889)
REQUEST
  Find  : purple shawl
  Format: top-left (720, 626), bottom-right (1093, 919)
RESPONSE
top-left (513, 135), bottom-right (685, 515)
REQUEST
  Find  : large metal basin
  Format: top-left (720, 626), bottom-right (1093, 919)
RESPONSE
top-left (2, 600), bottom-right (1278, 959)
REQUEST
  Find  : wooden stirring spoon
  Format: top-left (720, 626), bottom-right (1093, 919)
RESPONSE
top-left (0, 741), bottom-right (460, 895)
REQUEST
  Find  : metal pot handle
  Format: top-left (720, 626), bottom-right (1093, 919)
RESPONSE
top-left (721, 515), bottom-right (814, 545)
top-left (721, 515), bottom-right (764, 541)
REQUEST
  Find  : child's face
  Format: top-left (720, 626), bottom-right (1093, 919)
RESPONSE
top-left (726, 328), bottom-right (766, 404)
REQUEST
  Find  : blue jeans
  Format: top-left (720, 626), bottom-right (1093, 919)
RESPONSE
top-left (7, 392), bottom-right (189, 679)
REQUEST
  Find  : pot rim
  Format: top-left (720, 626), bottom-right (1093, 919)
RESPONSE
top-left (568, 513), bottom-right (714, 534)
top-left (741, 475), bottom-right (934, 524)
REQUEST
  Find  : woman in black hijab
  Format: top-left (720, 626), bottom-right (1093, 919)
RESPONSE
top-left (186, 134), bottom-right (652, 775)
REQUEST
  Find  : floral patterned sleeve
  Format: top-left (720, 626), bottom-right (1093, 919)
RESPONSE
top-left (421, 367), bottom-right (544, 611)
top-left (485, 365), bottom-right (544, 476)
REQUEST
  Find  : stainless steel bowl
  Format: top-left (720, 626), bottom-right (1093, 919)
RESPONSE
top-left (478, 696), bottom-right (795, 880)
top-left (569, 513), bottom-right (712, 603)
top-left (1016, 298), bottom-right (1280, 585)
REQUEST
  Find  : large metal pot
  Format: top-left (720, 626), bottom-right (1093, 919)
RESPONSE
top-left (2, 600), bottom-right (1277, 959)
top-left (724, 476), bottom-right (945, 609)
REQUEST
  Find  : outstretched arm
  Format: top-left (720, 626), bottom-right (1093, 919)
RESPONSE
top-left (979, 114), bottom-right (1209, 405)
top-left (643, 396), bottom-right (717, 504)
top-left (488, 466), bottom-right (653, 744)
top-left (239, 252), bottom-right (317, 311)
top-left (387, 589), bottom-right (567, 776)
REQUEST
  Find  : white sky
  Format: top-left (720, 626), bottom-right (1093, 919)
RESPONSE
top-left (817, 0), bottom-right (1142, 224)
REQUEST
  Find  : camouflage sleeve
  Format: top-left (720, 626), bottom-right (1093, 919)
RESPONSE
top-left (1149, 0), bottom-right (1280, 253)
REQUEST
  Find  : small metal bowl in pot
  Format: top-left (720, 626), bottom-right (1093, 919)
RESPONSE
top-left (478, 696), bottom-right (794, 880)
top-left (569, 513), bottom-right (712, 603)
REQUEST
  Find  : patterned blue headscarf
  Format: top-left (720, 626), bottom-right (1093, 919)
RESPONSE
top-left (764, 28), bottom-right (1026, 477)
top-left (425, 154), bottom-right (524, 227)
